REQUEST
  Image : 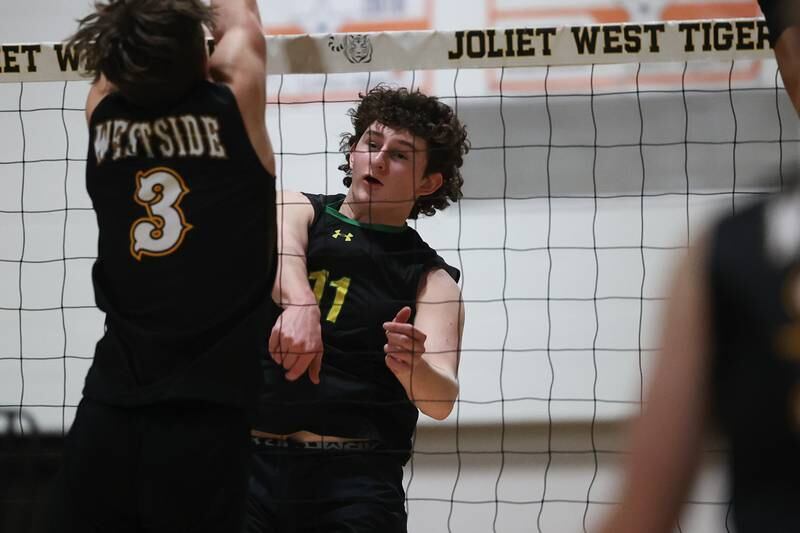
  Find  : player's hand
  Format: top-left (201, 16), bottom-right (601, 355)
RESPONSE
top-left (384, 306), bottom-right (427, 382)
top-left (269, 304), bottom-right (323, 384)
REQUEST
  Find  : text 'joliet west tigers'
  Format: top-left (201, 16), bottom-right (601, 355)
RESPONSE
top-left (447, 20), bottom-right (772, 60)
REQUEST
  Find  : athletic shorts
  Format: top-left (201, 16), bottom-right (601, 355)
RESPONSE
top-left (244, 437), bottom-right (407, 533)
top-left (33, 397), bottom-right (251, 533)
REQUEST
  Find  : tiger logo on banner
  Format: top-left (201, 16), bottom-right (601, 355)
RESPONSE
top-left (263, 0), bottom-right (432, 102)
top-left (328, 34), bottom-right (374, 64)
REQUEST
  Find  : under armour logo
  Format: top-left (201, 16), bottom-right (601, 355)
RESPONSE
top-left (332, 229), bottom-right (353, 242)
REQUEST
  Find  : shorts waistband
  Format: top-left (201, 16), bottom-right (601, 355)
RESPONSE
top-left (251, 436), bottom-right (379, 451)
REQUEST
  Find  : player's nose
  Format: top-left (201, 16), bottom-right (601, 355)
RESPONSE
top-left (370, 149), bottom-right (388, 173)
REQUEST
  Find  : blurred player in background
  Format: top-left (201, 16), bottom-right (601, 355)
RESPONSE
top-left (598, 3), bottom-right (800, 533)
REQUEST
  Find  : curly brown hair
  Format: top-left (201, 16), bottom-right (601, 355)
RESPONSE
top-left (339, 85), bottom-right (469, 219)
top-left (66, 0), bottom-right (214, 108)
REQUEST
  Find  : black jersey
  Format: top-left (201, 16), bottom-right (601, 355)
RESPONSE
top-left (709, 191), bottom-right (800, 532)
top-left (255, 193), bottom-right (459, 456)
top-left (83, 81), bottom-right (276, 408)
top-left (758, 0), bottom-right (800, 45)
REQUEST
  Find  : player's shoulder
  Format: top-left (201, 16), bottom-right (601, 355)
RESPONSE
top-left (304, 192), bottom-right (346, 223)
top-left (716, 188), bottom-right (791, 240)
top-left (277, 191), bottom-right (346, 229)
top-left (422, 265), bottom-right (461, 290)
top-left (708, 188), bottom-right (800, 279)
top-left (277, 190), bottom-right (315, 221)
top-left (402, 228), bottom-right (461, 283)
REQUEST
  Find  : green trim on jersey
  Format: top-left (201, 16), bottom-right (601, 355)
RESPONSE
top-left (325, 199), bottom-right (408, 234)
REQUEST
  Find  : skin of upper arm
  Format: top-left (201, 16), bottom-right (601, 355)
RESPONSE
top-left (272, 191), bottom-right (315, 304)
top-left (773, 25), bottom-right (800, 115)
top-left (276, 191), bottom-right (314, 256)
top-left (85, 75), bottom-right (114, 124)
top-left (599, 243), bottom-right (712, 533)
top-left (414, 268), bottom-right (464, 382)
top-left (207, 7), bottom-right (275, 175)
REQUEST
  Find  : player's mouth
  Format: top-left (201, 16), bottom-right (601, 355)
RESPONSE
top-left (364, 175), bottom-right (383, 186)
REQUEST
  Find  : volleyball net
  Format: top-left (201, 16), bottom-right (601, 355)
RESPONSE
top-left (1, 18), bottom-right (798, 532)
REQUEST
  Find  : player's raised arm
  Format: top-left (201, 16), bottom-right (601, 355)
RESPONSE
top-left (209, 0), bottom-right (275, 175)
top-left (773, 26), bottom-right (800, 113)
top-left (758, 0), bottom-right (800, 114)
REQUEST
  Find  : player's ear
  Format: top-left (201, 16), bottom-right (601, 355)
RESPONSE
top-left (418, 172), bottom-right (443, 196)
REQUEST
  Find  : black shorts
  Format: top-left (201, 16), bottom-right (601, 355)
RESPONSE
top-left (244, 438), bottom-right (407, 533)
top-left (34, 397), bottom-right (251, 533)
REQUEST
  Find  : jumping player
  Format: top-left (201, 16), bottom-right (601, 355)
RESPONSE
top-left (40, 1), bottom-right (277, 531)
top-left (245, 85), bottom-right (469, 532)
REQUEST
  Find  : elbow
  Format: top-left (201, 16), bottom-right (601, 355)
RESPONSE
top-left (425, 402), bottom-right (455, 421)
top-left (419, 382), bottom-right (459, 421)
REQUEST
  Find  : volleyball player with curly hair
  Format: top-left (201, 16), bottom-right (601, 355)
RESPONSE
top-left (245, 85), bottom-right (469, 532)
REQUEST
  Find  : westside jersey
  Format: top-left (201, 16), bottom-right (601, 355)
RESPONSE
top-left (83, 81), bottom-right (276, 408)
top-left (709, 190), bottom-right (800, 532)
top-left (255, 193), bottom-right (459, 455)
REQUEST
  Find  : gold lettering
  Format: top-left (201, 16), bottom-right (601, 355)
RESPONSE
top-left (93, 121), bottom-right (112, 164)
top-left (201, 117), bottom-right (226, 158)
top-left (137, 123), bottom-right (155, 157)
top-left (167, 117), bottom-right (187, 156)
top-left (111, 120), bottom-right (129, 161)
top-left (181, 116), bottom-right (204, 156)
top-left (154, 119), bottom-right (174, 157)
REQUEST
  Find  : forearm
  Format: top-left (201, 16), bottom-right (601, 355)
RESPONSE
top-left (210, 0), bottom-right (261, 40)
top-left (272, 252), bottom-right (316, 309)
top-left (599, 417), bottom-right (705, 533)
top-left (400, 270), bottom-right (464, 420)
top-left (398, 359), bottom-right (458, 421)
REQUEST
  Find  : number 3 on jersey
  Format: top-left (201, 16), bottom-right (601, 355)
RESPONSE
top-left (309, 270), bottom-right (351, 323)
top-left (130, 167), bottom-right (193, 261)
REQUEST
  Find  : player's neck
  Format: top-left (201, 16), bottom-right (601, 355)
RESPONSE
top-left (340, 195), bottom-right (409, 228)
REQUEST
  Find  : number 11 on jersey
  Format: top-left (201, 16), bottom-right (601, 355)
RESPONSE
top-left (308, 270), bottom-right (351, 323)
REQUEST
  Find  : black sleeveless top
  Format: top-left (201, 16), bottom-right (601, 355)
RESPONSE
top-left (758, 0), bottom-right (800, 45)
top-left (254, 193), bottom-right (459, 457)
top-left (83, 81), bottom-right (276, 408)
top-left (709, 192), bottom-right (800, 531)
